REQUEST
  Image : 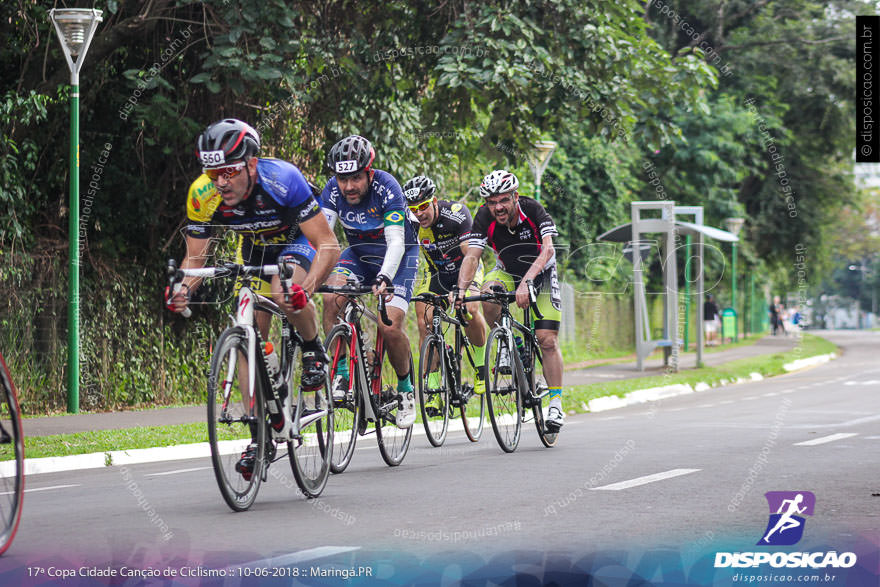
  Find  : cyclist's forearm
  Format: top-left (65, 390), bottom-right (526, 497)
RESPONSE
top-left (457, 248), bottom-right (481, 291)
top-left (522, 238), bottom-right (555, 282)
top-left (180, 237), bottom-right (211, 292)
top-left (302, 242), bottom-right (341, 294)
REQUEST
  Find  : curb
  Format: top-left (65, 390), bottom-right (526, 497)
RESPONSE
top-left (15, 353), bottom-right (838, 478)
top-left (583, 352), bottom-right (837, 414)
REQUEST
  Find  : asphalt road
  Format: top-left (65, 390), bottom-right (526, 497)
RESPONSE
top-left (1, 329), bottom-right (877, 585)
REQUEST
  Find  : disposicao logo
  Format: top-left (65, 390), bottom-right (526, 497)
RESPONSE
top-left (714, 491), bottom-right (857, 569)
top-left (759, 491), bottom-right (814, 546)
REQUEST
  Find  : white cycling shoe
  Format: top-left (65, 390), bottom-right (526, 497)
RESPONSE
top-left (396, 391), bottom-right (416, 429)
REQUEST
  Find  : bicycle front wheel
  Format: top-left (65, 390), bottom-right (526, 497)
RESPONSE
top-left (325, 325), bottom-right (359, 474)
top-left (207, 327), bottom-right (266, 511)
top-left (374, 349), bottom-right (413, 467)
top-left (287, 343), bottom-right (333, 497)
top-left (417, 335), bottom-right (449, 447)
top-left (0, 353), bottom-right (24, 555)
top-left (484, 328), bottom-right (521, 453)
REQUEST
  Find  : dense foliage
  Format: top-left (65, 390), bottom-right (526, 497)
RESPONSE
top-left (0, 0), bottom-right (861, 410)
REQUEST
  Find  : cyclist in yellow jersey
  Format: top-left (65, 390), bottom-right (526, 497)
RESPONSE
top-left (404, 176), bottom-right (488, 405)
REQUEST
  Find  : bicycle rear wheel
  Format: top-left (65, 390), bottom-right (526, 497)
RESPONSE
top-left (207, 327), bottom-right (266, 511)
top-left (325, 325), bottom-right (359, 474)
top-left (374, 348), bottom-right (413, 466)
top-left (484, 328), bottom-right (521, 453)
top-left (529, 344), bottom-right (558, 448)
top-left (287, 344), bottom-right (333, 497)
top-left (0, 353), bottom-right (24, 555)
top-left (417, 335), bottom-right (449, 447)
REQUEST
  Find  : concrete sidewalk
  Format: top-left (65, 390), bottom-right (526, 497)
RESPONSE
top-left (22, 334), bottom-right (800, 438)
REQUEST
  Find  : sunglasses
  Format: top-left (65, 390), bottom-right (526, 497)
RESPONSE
top-left (204, 162), bottom-right (246, 181)
top-left (487, 195), bottom-right (513, 207)
top-left (408, 199), bottom-right (434, 212)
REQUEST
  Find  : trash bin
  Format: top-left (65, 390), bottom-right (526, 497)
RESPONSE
top-left (721, 307), bottom-right (737, 341)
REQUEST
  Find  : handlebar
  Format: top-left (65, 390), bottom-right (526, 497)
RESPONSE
top-left (317, 283), bottom-right (393, 326)
top-left (166, 259), bottom-right (295, 319)
top-left (462, 280), bottom-right (543, 320)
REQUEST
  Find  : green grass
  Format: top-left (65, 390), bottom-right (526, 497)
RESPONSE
top-left (3, 333), bottom-right (836, 461)
top-left (564, 333), bottom-right (837, 411)
top-left (0, 422), bottom-right (236, 461)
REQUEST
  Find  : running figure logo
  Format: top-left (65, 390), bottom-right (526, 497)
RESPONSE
top-left (758, 491), bottom-right (816, 546)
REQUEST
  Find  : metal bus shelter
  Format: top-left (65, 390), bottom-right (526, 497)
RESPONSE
top-left (598, 202), bottom-right (738, 371)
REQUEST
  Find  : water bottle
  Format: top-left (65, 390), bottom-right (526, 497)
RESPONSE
top-left (263, 342), bottom-right (284, 396)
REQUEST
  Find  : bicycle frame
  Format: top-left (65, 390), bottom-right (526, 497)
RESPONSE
top-left (173, 263), bottom-right (326, 440)
top-left (329, 294), bottom-right (389, 425)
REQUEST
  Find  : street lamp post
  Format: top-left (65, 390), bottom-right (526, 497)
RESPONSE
top-left (725, 217), bottom-right (745, 342)
top-left (848, 261), bottom-right (877, 326)
top-left (49, 8), bottom-right (103, 414)
top-left (529, 141), bottom-right (557, 202)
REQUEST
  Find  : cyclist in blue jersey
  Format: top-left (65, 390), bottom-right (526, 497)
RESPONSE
top-left (319, 135), bottom-right (420, 428)
top-left (166, 119), bottom-right (341, 476)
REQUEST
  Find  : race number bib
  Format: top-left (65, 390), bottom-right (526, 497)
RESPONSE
top-left (334, 159), bottom-right (358, 174)
top-left (200, 150), bottom-right (225, 166)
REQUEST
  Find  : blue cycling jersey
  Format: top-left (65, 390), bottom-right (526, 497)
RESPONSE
top-left (319, 169), bottom-right (417, 258)
top-left (187, 158), bottom-right (320, 244)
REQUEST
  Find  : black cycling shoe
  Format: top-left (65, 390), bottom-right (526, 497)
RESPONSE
top-left (301, 347), bottom-right (327, 390)
top-left (235, 443), bottom-right (259, 481)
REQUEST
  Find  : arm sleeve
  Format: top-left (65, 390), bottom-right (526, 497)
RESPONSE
top-left (378, 223), bottom-right (406, 279)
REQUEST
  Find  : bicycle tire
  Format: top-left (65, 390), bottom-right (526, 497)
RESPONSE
top-left (484, 327), bottom-right (522, 453)
top-left (461, 389), bottom-right (485, 443)
top-left (207, 327), bottom-right (266, 511)
top-left (417, 335), bottom-right (449, 447)
top-left (374, 349), bottom-right (413, 466)
top-left (528, 342), bottom-right (558, 448)
top-left (0, 352), bottom-right (24, 555)
top-left (287, 343), bottom-right (333, 497)
top-left (325, 325), bottom-right (359, 474)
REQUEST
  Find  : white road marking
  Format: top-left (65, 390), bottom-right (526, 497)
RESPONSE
top-left (0, 484), bottom-right (81, 496)
top-left (794, 433), bottom-right (858, 446)
top-left (146, 467), bottom-right (211, 477)
top-left (237, 546), bottom-right (361, 569)
top-left (591, 468), bottom-right (701, 491)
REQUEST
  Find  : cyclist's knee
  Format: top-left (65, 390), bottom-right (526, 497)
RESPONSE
top-left (536, 331), bottom-right (560, 352)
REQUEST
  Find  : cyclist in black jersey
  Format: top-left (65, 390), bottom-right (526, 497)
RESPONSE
top-left (457, 170), bottom-right (565, 430)
top-left (404, 176), bottom-right (489, 396)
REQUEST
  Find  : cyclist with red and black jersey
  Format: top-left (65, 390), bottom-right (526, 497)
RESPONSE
top-left (166, 119), bottom-right (341, 475)
top-left (456, 169), bottom-right (565, 430)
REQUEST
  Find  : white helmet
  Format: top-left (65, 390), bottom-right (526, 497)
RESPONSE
top-left (479, 170), bottom-right (519, 198)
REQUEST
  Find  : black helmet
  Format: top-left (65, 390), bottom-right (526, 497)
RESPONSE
top-left (196, 118), bottom-right (260, 168)
top-left (326, 135), bottom-right (375, 175)
top-left (402, 175), bottom-right (436, 205)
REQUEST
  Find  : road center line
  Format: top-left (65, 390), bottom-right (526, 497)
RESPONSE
top-left (794, 433), bottom-right (858, 446)
top-left (590, 468), bottom-right (700, 491)
top-left (146, 467), bottom-right (212, 477)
